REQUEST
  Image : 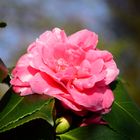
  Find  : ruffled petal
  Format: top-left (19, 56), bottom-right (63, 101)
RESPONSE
top-left (68, 84), bottom-right (114, 112)
top-left (68, 29), bottom-right (98, 50)
top-left (104, 60), bottom-right (119, 84)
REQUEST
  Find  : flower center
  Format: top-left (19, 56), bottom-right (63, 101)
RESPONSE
top-left (56, 58), bottom-right (68, 71)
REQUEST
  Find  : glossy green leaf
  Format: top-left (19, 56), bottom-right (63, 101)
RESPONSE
top-left (59, 124), bottom-right (128, 140)
top-left (104, 79), bottom-right (140, 139)
top-left (0, 58), bottom-right (8, 83)
top-left (0, 119), bottom-right (55, 140)
top-left (0, 90), bottom-right (55, 133)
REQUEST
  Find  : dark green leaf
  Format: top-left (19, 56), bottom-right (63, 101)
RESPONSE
top-left (0, 22), bottom-right (7, 28)
top-left (59, 124), bottom-right (128, 140)
top-left (0, 90), bottom-right (55, 133)
top-left (0, 119), bottom-right (55, 140)
top-left (104, 79), bottom-right (140, 140)
top-left (0, 58), bottom-right (8, 83)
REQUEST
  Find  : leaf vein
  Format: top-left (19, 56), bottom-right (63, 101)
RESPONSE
top-left (0, 97), bottom-right (23, 122)
top-left (115, 101), bottom-right (140, 126)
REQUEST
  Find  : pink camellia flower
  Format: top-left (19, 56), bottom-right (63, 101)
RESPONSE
top-left (10, 28), bottom-right (119, 117)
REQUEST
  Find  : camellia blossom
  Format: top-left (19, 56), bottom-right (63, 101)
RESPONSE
top-left (10, 28), bottom-right (119, 118)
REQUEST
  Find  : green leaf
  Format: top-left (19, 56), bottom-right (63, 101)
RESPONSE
top-left (0, 119), bottom-right (55, 140)
top-left (0, 90), bottom-right (55, 133)
top-left (0, 22), bottom-right (7, 28)
top-left (58, 125), bottom-right (128, 140)
top-left (103, 79), bottom-right (140, 140)
top-left (0, 58), bottom-right (8, 83)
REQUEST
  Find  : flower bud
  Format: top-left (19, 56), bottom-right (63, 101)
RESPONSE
top-left (55, 116), bottom-right (71, 134)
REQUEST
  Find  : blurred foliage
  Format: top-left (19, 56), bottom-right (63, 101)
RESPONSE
top-left (107, 0), bottom-right (140, 105)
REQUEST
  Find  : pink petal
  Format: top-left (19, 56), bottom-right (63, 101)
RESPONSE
top-left (10, 77), bottom-right (29, 86)
top-left (77, 60), bottom-right (91, 78)
top-left (86, 50), bottom-right (113, 62)
top-left (38, 31), bottom-right (55, 45)
top-left (68, 84), bottom-right (114, 112)
top-left (64, 46), bottom-right (85, 65)
top-left (29, 72), bottom-right (65, 95)
top-left (68, 84), bottom-right (103, 111)
top-left (27, 42), bottom-right (57, 79)
top-left (52, 28), bottom-right (67, 42)
top-left (13, 86), bottom-right (33, 96)
top-left (102, 87), bottom-right (114, 114)
top-left (16, 53), bottom-right (32, 67)
top-left (27, 42), bottom-right (36, 53)
top-left (53, 43), bottom-right (67, 60)
top-left (73, 72), bottom-right (105, 91)
top-left (68, 29), bottom-right (98, 50)
top-left (55, 94), bottom-right (84, 112)
top-left (29, 72), bottom-right (84, 112)
top-left (104, 60), bottom-right (119, 84)
top-left (38, 28), bottom-right (67, 46)
top-left (12, 66), bottom-right (37, 83)
top-left (91, 59), bottom-right (104, 74)
top-left (41, 43), bottom-right (56, 71)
